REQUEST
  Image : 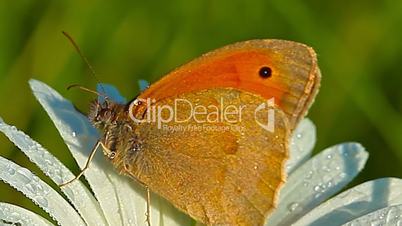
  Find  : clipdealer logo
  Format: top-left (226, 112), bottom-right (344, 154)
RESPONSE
top-left (128, 97), bottom-right (276, 132)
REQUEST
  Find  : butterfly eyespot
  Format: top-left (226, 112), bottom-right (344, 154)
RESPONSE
top-left (259, 66), bottom-right (272, 78)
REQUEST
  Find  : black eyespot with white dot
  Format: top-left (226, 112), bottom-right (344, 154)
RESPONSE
top-left (259, 66), bottom-right (272, 78)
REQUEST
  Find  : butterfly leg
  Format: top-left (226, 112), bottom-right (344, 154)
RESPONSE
top-left (59, 140), bottom-right (101, 187)
top-left (145, 186), bottom-right (151, 226)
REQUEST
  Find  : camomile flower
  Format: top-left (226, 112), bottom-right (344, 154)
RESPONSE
top-left (0, 79), bottom-right (401, 226)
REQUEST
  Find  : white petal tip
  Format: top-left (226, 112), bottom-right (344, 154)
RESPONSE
top-left (28, 79), bottom-right (40, 88)
top-left (97, 83), bottom-right (126, 104)
top-left (138, 79), bottom-right (150, 91)
top-left (343, 204), bottom-right (402, 226)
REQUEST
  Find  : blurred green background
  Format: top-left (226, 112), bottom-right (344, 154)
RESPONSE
top-left (1, 0), bottom-right (402, 221)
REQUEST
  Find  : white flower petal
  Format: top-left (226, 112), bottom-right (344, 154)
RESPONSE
top-left (30, 79), bottom-right (123, 226)
top-left (294, 178), bottom-right (402, 226)
top-left (138, 80), bottom-right (150, 91)
top-left (287, 118), bottom-right (316, 174)
top-left (0, 202), bottom-right (53, 226)
top-left (0, 120), bottom-right (107, 225)
top-left (268, 142), bottom-right (368, 226)
top-left (0, 157), bottom-right (85, 226)
top-left (342, 204), bottom-right (402, 226)
top-left (97, 83), bottom-right (126, 104)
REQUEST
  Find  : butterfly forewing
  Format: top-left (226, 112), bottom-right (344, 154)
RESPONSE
top-left (138, 39), bottom-right (320, 129)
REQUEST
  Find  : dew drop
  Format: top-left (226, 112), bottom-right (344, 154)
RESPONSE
top-left (7, 167), bottom-right (16, 175)
top-left (296, 133), bottom-right (302, 139)
top-left (341, 149), bottom-right (349, 156)
top-left (25, 183), bottom-right (36, 194)
top-left (287, 202), bottom-right (299, 212)
top-left (36, 196), bottom-right (48, 208)
top-left (10, 211), bottom-right (20, 218)
top-left (72, 131), bottom-right (77, 137)
top-left (321, 165), bottom-right (331, 172)
top-left (305, 171), bottom-right (313, 179)
top-left (17, 168), bottom-right (33, 184)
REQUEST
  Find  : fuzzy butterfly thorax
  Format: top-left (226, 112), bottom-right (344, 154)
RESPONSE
top-left (88, 99), bottom-right (143, 174)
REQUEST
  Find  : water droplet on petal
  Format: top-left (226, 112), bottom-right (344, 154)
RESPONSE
top-left (287, 202), bottom-right (299, 212)
top-left (305, 171), bottom-right (313, 179)
top-left (17, 168), bottom-right (33, 184)
top-left (10, 211), bottom-right (20, 218)
top-left (36, 196), bottom-right (48, 208)
top-left (7, 167), bottom-right (16, 175)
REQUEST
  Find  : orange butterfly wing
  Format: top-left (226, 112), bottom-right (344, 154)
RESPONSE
top-left (137, 39), bottom-right (320, 129)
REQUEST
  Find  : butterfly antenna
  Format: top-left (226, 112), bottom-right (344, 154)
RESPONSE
top-left (67, 84), bottom-right (108, 100)
top-left (62, 31), bottom-right (107, 96)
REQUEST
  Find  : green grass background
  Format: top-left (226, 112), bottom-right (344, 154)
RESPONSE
top-left (1, 0), bottom-right (402, 222)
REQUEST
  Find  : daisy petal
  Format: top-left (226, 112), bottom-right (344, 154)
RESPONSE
top-left (138, 80), bottom-right (150, 91)
top-left (268, 142), bottom-right (368, 226)
top-left (287, 118), bottom-right (316, 174)
top-left (97, 83), bottom-right (127, 104)
top-left (0, 202), bottom-right (53, 226)
top-left (342, 204), bottom-right (402, 226)
top-left (294, 178), bottom-right (402, 226)
top-left (0, 120), bottom-right (107, 225)
top-left (30, 79), bottom-right (122, 226)
top-left (0, 157), bottom-right (85, 225)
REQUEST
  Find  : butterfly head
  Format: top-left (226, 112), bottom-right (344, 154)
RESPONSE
top-left (88, 98), bottom-right (141, 171)
top-left (88, 99), bottom-right (125, 156)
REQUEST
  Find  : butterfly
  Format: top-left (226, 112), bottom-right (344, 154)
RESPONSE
top-left (63, 39), bottom-right (320, 226)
